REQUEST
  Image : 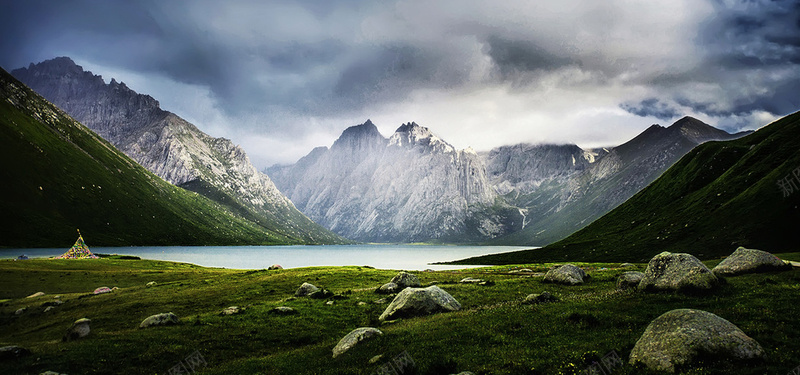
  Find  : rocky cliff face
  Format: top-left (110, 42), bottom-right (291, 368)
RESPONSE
top-left (269, 121), bottom-right (513, 242)
top-left (13, 57), bottom-right (344, 244)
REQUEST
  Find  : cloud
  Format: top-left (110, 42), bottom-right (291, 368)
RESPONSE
top-left (1, 0), bottom-right (798, 167)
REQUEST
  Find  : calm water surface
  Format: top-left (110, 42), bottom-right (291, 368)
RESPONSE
top-left (0, 245), bottom-right (531, 270)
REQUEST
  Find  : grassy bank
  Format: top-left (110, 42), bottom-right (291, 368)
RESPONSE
top-left (1, 256), bottom-right (799, 374)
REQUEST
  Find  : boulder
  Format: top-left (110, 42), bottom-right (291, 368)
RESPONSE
top-left (712, 247), bottom-right (791, 276)
top-left (268, 264), bottom-right (283, 270)
top-left (629, 309), bottom-right (764, 372)
top-left (146, 281), bottom-right (157, 287)
top-left (379, 286), bottom-right (461, 321)
top-left (63, 318), bottom-right (91, 341)
top-left (332, 327), bottom-right (383, 358)
top-left (139, 312), bottom-right (179, 328)
top-left (93, 287), bottom-right (112, 294)
top-left (295, 282), bottom-right (320, 297)
top-left (638, 252), bottom-right (719, 292)
top-left (543, 264), bottom-right (587, 285)
top-left (26, 292), bottom-right (45, 298)
top-left (390, 272), bottom-right (421, 288)
top-left (309, 289), bottom-right (334, 299)
top-left (376, 282), bottom-right (399, 294)
top-left (617, 271), bottom-right (645, 290)
top-left (0, 345), bottom-right (31, 360)
top-left (523, 291), bottom-right (558, 304)
top-left (270, 306), bottom-right (296, 315)
top-left (220, 306), bottom-right (241, 315)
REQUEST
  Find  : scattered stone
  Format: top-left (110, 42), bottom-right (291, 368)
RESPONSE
top-left (309, 289), bottom-right (334, 299)
top-left (93, 287), bottom-right (112, 295)
top-left (268, 264), bottom-right (283, 270)
top-left (0, 345), bottom-right (31, 360)
top-left (459, 277), bottom-right (483, 284)
top-left (39, 371), bottom-right (66, 375)
top-left (451, 372), bottom-right (475, 375)
top-left (220, 306), bottom-right (241, 315)
top-left (617, 271), bottom-right (645, 290)
top-left (271, 306), bottom-right (296, 315)
top-left (390, 272), bottom-right (421, 288)
top-left (53, 295), bottom-right (60, 299)
top-left (519, 268), bottom-right (533, 272)
top-left (14, 308), bottom-right (26, 315)
top-left (376, 282), bottom-right (399, 295)
top-left (373, 298), bottom-right (388, 304)
top-left (542, 264), bottom-right (588, 285)
top-left (295, 282), bottom-right (320, 297)
top-left (146, 281), bottom-right (157, 287)
top-left (523, 291), bottom-right (558, 304)
top-left (358, 302), bottom-right (367, 306)
top-left (326, 301), bottom-right (334, 305)
top-left (26, 292), bottom-right (45, 298)
top-left (369, 354), bottom-right (384, 364)
top-left (63, 318), bottom-right (91, 341)
top-left (629, 309), bottom-right (764, 372)
top-left (332, 327), bottom-right (383, 358)
top-left (42, 300), bottom-right (63, 307)
top-left (379, 286), bottom-right (461, 321)
top-left (478, 280), bottom-right (495, 286)
top-left (712, 247), bottom-right (792, 276)
top-left (620, 263), bottom-right (636, 268)
top-left (638, 252), bottom-right (719, 292)
top-left (111, 287), bottom-right (119, 291)
top-left (139, 312), bottom-right (179, 328)
top-left (44, 306), bottom-right (56, 313)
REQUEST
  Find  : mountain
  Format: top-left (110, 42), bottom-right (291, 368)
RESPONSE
top-left (12, 57), bottom-right (345, 245)
top-left (451, 110), bottom-right (800, 264)
top-left (0, 68), bottom-right (307, 247)
top-left (268, 121), bottom-right (520, 242)
top-left (488, 116), bottom-right (750, 245)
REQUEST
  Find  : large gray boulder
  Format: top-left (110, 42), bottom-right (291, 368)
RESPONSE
top-left (638, 252), bottom-right (718, 292)
top-left (542, 264), bottom-right (587, 285)
top-left (712, 247), bottom-right (791, 276)
top-left (295, 282), bottom-right (320, 297)
top-left (139, 312), bottom-right (179, 328)
top-left (376, 282), bottom-right (399, 295)
top-left (617, 271), bottom-right (645, 290)
top-left (629, 309), bottom-right (764, 372)
top-left (332, 327), bottom-right (383, 358)
top-left (379, 286), bottom-right (461, 321)
top-left (63, 318), bottom-right (91, 341)
top-left (390, 272), bottom-right (421, 288)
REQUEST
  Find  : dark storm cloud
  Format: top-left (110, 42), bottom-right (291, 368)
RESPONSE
top-left (484, 36), bottom-right (577, 79)
top-left (620, 98), bottom-right (681, 121)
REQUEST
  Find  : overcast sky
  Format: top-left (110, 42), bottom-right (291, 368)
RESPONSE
top-left (2, 0), bottom-right (799, 168)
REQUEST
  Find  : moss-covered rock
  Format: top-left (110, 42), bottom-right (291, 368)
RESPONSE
top-left (389, 272), bottom-right (420, 288)
top-left (638, 252), bottom-right (718, 292)
top-left (139, 312), bottom-right (179, 328)
top-left (379, 286), bottom-right (461, 321)
top-left (332, 327), bottom-right (382, 358)
top-left (629, 309), bottom-right (764, 372)
top-left (617, 271), bottom-right (644, 289)
top-left (542, 264), bottom-right (587, 285)
top-left (295, 282), bottom-right (320, 297)
top-left (712, 247), bottom-right (791, 276)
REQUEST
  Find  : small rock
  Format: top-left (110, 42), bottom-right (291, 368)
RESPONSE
top-left (309, 289), bottom-right (334, 299)
top-left (373, 298), bottom-right (388, 304)
top-left (376, 282), bottom-right (399, 294)
top-left (519, 268), bottom-right (533, 272)
top-left (523, 291), bottom-right (558, 304)
top-left (111, 287), bottom-right (119, 291)
top-left (638, 252), bottom-right (719, 292)
top-left (53, 295), bottom-right (60, 299)
top-left (712, 247), bottom-right (792, 276)
top-left (270, 306), bottom-right (296, 315)
top-left (139, 312), bottom-right (179, 328)
top-left (146, 281), bottom-right (157, 287)
top-left (0, 345), bottom-right (31, 360)
top-left (478, 280), bottom-right (495, 286)
top-left (451, 372), bottom-right (476, 375)
top-left (268, 264), bottom-right (283, 270)
top-left (63, 318), bottom-right (91, 341)
top-left (93, 287), bottom-right (112, 295)
top-left (14, 308), bottom-right (26, 315)
top-left (390, 272), bottom-right (421, 288)
top-left (295, 282), bottom-right (320, 297)
top-left (332, 327), bottom-right (383, 358)
top-left (326, 301), bottom-right (334, 305)
top-left (220, 306), bottom-right (241, 315)
top-left (379, 286), bottom-right (461, 321)
top-left (358, 302), bottom-right (367, 306)
top-left (543, 264), bottom-right (588, 285)
top-left (26, 292), bottom-right (45, 298)
top-left (617, 271), bottom-right (645, 290)
top-left (369, 354), bottom-right (384, 364)
top-left (42, 300), bottom-right (63, 307)
top-left (620, 263), bottom-right (636, 268)
top-left (459, 277), bottom-right (483, 284)
top-left (39, 371), bottom-right (66, 375)
top-left (629, 309), bottom-right (764, 372)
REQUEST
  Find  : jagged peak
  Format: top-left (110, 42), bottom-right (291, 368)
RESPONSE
top-left (331, 120), bottom-right (387, 150)
top-left (388, 121), bottom-right (454, 153)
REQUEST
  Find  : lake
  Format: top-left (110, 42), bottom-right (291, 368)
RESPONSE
top-left (0, 245), bottom-right (531, 270)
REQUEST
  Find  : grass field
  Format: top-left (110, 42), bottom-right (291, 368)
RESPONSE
top-left (1, 255), bottom-right (799, 374)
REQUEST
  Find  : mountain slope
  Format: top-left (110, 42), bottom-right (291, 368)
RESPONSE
top-left (453, 110), bottom-right (800, 264)
top-left (490, 116), bottom-right (749, 246)
top-left (12, 57), bottom-right (346, 245)
top-left (269, 121), bottom-right (519, 242)
top-left (0, 68), bottom-right (305, 247)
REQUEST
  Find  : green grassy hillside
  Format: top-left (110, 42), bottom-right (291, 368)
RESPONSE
top-left (0, 68), bottom-right (314, 247)
top-left (456, 111), bottom-right (800, 264)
